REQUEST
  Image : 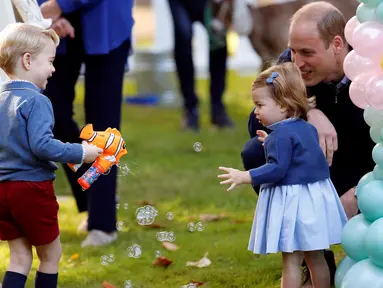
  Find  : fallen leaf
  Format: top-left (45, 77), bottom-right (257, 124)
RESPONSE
top-left (186, 253), bottom-right (211, 268)
top-left (230, 217), bottom-right (252, 224)
top-left (199, 213), bottom-right (226, 222)
top-left (69, 253), bottom-right (79, 261)
top-left (146, 223), bottom-right (166, 229)
top-left (162, 242), bottom-right (179, 251)
top-left (136, 200), bottom-right (155, 206)
top-left (153, 256), bottom-right (173, 268)
top-left (103, 281), bottom-right (116, 288)
top-left (190, 280), bottom-right (204, 286)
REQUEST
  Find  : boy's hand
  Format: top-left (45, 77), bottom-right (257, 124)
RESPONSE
top-left (82, 141), bottom-right (103, 163)
top-left (218, 167), bottom-right (252, 191)
top-left (256, 130), bottom-right (268, 145)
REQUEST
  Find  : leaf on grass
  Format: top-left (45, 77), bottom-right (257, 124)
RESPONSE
top-left (136, 200), bottom-right (155, 206)
top-left (162, 241), bottom-right (179, 251)
top-left (199, 212), bottom-right (226, 222)
top-left (146, 223), bottom-right (166, 229)
top-left (153, 256), bottom-right (173, 268)
top-left (103, 281), bottom-right (116, 288)
top-left (190, 280), bottom-right (204, 286)
top-left (186, 253), bottom-right (211, 268)
top-left (230, 217), bottom-right (252, 224)
top-left (68, 253), bottom-right (79, 262)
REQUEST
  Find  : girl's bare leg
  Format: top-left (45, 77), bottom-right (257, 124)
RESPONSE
top-left (304, 250), bottom-right (330, 288)
top-left (281, 251), bottom-right (304, 288)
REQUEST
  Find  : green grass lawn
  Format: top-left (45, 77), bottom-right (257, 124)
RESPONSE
top-left (0, 71), bottom-right (345, 287)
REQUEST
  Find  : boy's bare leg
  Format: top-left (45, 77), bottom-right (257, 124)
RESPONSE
top-left (7, 237), bottom-right (33, 275)
top-left (304, 250), bottom-right (330, 288)
top-left (282, 251), bottom-right (304, 288)
top-left (35, 236), bottom-right (62, 273)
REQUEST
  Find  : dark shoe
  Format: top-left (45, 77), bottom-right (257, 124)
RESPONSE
top-left (182, 108), bottom-right (199, 131)
top-left (325, 250), bottom-right (336, 286)
top-left (211, 108), bottom-right (234, 128)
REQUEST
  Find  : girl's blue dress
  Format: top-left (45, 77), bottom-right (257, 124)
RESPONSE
top-left (247, 118), bottom-right (348, 254)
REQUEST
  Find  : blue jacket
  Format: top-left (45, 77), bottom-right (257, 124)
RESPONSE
top-left (38, 0), bottom-right (135, 55)
top-left (0, 81), bottom-right (83, 182)
top-left (249, 118), bottom-right (330, 187)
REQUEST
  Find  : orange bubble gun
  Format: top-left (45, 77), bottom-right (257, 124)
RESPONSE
top-left (67, 124), bottom-right (128, 190)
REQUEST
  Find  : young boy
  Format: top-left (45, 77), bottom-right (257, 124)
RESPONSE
top-left (0, 23), bottom-right (102, 288)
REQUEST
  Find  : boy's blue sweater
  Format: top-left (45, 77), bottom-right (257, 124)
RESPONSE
top-left (0, 81), bottom-right (83, 182)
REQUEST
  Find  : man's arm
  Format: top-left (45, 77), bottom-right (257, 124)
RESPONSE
top-left (38, 0), bottom-right (103, 21)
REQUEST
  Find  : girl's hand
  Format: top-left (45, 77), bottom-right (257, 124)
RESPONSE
top-left (218, 167), bottom-right (252, 191)
top-left (256, 130), bottom-right (268, 144)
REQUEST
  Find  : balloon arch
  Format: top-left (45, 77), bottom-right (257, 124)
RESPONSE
top-left (335, 0), bottom-right (383, 287)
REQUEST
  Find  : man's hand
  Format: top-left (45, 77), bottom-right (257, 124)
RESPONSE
top-left (218, 167), bottom-right (252, 191)
top-left (51, 18), bottom-right (75, 38)
top-left (340, 187), bottom-right (359, 220)
top-left (307, 109), bottom-right (338, 166)
top-left (40, 0), bottom-right (62, 21)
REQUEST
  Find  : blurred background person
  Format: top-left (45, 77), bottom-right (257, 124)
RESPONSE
top-left (168, 0), bottom-right (233, 131)
top-left (38, 0), bottom-right (134, 247)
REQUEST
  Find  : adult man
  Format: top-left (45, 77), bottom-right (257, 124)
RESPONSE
top-left (167, 0), bottom-right (233, 131)
top-left (241, 2), bottom-right (375, 286)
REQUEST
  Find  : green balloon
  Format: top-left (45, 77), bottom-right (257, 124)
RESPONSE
top-left (365, 218), bottom-right (383, 268)
top-left (341, 214), bottom-right (370, 262)
top-left (335, 256), bottom-right (356, 288)
top-left (358, 180), bottom-right (383, 222)
top-left (364, 106), bottom-right (383, 127)
top-left (374, 165), bottom-right (383, 180)
top-left (372, 143), bottom-right (383, 166)
top-left (377, 2), bottom-right (383, 23)
top-left (357, 171), bottom-right (376, 196)
top-left (357, 3), bottom-right (378, 22)
top-left (370, 124), bottom-right (383, 143)
top-left (358, 0), bottom-right (383, 8)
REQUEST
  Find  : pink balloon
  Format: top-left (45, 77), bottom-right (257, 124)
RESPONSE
top-left (352, 21), bottom-right (383, 61)
top-left (366, 74), bottom-right (383, 110)
top-left (345, 16), bottom-right (360, 46)
top-left (349, 72), bottom-right (376, 109)
top-left (343, 50), bottom-right (380, 81)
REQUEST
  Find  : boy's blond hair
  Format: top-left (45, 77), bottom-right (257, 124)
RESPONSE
top-left (0, 23), bottom-right (59, 74)
top-left (252, 62), bottom-right (316, 118)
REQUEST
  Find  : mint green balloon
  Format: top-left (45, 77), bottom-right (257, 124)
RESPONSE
top-left (365, 218), bottom-right (383, 268)
top-left (376, 2), bottom-right (383, 23)
top-left (358, 0), bottom-right (383, 8)
top-left (357, 3), bottom-right (378, 22)
top-left (358, 180), bottom-right (383, 222)
top-left (357, 171), bottom-right (376, 196)
top-left (369, 124), bottom-right (383, 143)
top-left (374, 165), bottom-right (383, 180)
top-left (364, 106), bottom-right (383, 127)
top-left (341, 259), bottom-right (383, 288)
top-left (342, 214), bottom-right (370, 261)
top-left (335, 256), bottom-right (356, 288)
top-left (372, 143), bottom-right (383, 166)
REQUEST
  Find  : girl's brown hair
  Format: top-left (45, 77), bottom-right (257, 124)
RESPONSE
top-left (252, 62), bottom-right (315, 118)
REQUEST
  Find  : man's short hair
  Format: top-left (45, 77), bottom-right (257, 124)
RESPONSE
top-left (291, 1), bottom-right (347, 48)
top-left (0, 23), bottom-right (59, 74)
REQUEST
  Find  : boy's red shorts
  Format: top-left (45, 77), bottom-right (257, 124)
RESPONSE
top-left (0, 180), bottom-right (59, 246)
